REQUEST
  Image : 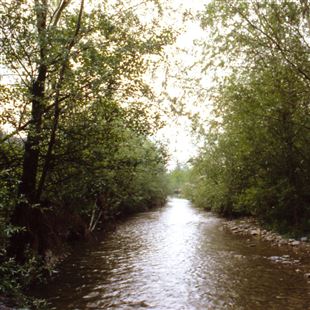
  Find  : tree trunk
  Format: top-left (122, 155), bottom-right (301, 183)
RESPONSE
top-left (8, 64), bottom-right (47, 262)
top-left (8, 0), bottom-right (85, 262)
top-left (7, 0), bottom-right (50, 262)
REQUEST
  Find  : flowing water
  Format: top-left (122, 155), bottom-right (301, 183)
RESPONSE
top-left (35, 198), bottom-right (310, 309)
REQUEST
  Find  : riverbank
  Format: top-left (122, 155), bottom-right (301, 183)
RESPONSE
top-left (223, 217), bottom-right (310, 250)
top-left (25, 198), bottom-right (310, 309)
top-left (0, 200), bottom-right (167, 310)
top-left (222, 217), bottom-right (310, 280)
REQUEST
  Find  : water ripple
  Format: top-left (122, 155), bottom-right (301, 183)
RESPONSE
top-left (34, 198), bottom-right (310, 309)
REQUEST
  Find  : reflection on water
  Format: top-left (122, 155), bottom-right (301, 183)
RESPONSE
top-left (34, 198), bottom-right (310, 309)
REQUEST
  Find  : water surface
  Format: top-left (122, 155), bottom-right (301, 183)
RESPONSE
top-left (35, 198), bottom-right (310, 309)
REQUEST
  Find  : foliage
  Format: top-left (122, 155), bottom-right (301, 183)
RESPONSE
top-left (0, 0), bottom-right (173, 306)
top-left (0, 250), bottom-right (47, 309)
top-left (167, 163), bottom-right (191, 195)
top-left (188, 0), bottom-right (310, 234)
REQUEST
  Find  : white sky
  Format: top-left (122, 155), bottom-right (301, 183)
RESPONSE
top-left (0, 0), bottom-right (213, 170)
top-left (95, 0), bottom-right (213, 169)
top-left (149, 0), bottom-right (212, 170)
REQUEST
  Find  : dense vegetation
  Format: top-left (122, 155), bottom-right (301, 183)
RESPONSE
top-left (1, 0), bottom-right (310, 307)
top-left (0, 0), bottom-right (172, 306)
top-left (167, 163), bottom-right (191, 195)
top-left (186, 0), bottom-right (310, 235)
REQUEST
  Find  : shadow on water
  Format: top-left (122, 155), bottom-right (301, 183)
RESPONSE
top-left (33, 198), bottom-right (310, 309)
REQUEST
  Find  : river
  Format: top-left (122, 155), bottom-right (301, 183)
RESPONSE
top-left (34, 198), bottom-right (310, 309)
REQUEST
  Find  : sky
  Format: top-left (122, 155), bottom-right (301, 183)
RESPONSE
top-left (102, 0), bottom-right (213, 169)
top-left (93, 0), bottom-right (213, 169)
top-left (149, 0), bottom-right (212, 169)
top-left (0, 0), bottom-right (213, 170)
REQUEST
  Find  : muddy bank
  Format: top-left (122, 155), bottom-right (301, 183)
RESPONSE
top-left (0, 201), bottom-right (167, 310)
top-left (223, 217), bottom-right (310, 280)
top-left (223, 217), bottom-right (310, 250)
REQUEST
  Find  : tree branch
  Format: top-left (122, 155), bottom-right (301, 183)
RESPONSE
top-left (36, 0), bottom-right (85, 200)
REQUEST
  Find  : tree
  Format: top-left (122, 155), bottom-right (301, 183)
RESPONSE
top-left (167, 163), bottom-right (191, 194)
top-left (0, 0), bottom-right (173, 260)
top-left (188, 0), bottom-right (310, 233)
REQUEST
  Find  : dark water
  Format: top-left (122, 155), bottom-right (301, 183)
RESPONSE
top-left (35, 198), bottom-right (310, 309)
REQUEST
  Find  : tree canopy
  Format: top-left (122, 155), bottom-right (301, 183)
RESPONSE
top-left (187, 0), bottom-right (310, 234)
top-left (0, 0), bottom-right (173, 264)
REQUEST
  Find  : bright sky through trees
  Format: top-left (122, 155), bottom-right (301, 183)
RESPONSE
top-left (149, 0), bottom-right (212, 169)
top-left (102, 0), bottom-right (212, 169)
top-left (0, 0), bottom-right (212, 169)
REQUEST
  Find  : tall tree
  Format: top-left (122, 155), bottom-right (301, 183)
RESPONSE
top-left (188, 0), bottom-right (310, 233)
top-left (0, 0), bottom-right (173, 260)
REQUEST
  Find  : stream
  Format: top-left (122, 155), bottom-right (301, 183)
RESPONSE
top-left (34, 198), bottom-right (310, 309)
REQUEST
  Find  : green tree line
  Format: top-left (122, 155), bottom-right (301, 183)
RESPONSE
top-left (167, 163), bottom-right (191, 195)
top-left (0, 0), bottom-right (172, 305)
top-left (186, 0), bottom-right (310, 235)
